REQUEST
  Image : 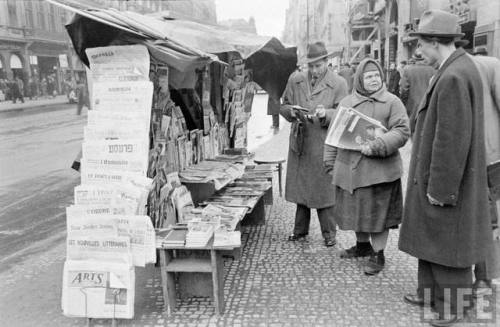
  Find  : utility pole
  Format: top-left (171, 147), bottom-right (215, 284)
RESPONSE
top-left (306, 0), bottom-right (310, 46)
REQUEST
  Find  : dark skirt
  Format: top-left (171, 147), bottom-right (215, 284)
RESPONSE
top-left (333, 179), bottom-right (403, 233)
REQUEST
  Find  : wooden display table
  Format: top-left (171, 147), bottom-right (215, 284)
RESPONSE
top-left (157, 239), bottom-right (237, 315)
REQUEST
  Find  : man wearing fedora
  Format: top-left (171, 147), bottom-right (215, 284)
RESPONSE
top-left (399, 51), bottom-right (436, 124)
top-left (280, 41), bottom-right (348, 247)
top-left (398, 10), bottom-right (492, 326)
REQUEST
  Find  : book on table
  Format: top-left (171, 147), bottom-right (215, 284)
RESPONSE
top-left (325, 106), bottom-right (387, 151)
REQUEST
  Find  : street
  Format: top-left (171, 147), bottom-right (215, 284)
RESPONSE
top-left (0, 94), bottom-right (277, 271)
top-left (0, 104), bottom-right (86, 270)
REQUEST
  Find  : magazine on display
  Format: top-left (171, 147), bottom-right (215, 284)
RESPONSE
top-left (325, 106), bottom-right (387, 151)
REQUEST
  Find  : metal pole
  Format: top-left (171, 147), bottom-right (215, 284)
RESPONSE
top-left (306, 0), bottom-right (309, 46)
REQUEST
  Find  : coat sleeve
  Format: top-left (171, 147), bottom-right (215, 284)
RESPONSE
top-left (320, 78), bottom-right (349, 127)
top-left (280, 77), bottom-right (296, 122)
top-left (371, 97), bottom-right (410, 157)
top-left (427, 74), bottom-right (473, 206)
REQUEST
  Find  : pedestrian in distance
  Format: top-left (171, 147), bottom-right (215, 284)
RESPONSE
top-left (11, 77), bottom-right (24, 104)
top-left (267, 95), bottom-right (280, 129)
top-left (76, 79), bottom-right (90, 115)
top-left (324, 58), bottom-right (410, 275)
top-left (386, 62), bottom-right (401, 97)
top-left (398, 10), bottom-right (492, 326)
top-left (280, 41), bottom-right (348, 247)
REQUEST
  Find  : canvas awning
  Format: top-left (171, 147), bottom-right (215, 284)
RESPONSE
top-left (47, 0), bottom-right (297, 99)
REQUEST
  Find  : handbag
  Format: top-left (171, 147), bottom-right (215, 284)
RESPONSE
top-left (290, 121), bottom-right (305, 156)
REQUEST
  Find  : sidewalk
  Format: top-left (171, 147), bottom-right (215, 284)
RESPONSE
top-left (0, 95), bottom-right (69, 113)
top-left (1, 122), bottom-right (498, 327)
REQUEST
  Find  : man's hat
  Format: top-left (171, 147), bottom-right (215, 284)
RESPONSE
top-left (409, 10), bottom-right (464, 38)
top-left (473, 46), bottom-right (488, 55)
top-left (302, 42), bottom-right (333, 64)
top-left (411, 52), bottom-right (425, 61)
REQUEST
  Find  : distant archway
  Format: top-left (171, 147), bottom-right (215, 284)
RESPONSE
top-left (10, 54), bottom-right (23, 69)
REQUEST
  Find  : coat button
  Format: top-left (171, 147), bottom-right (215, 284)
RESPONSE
top-left (450, 194), bottom-right (456, 200)
top-left (413, 178), bottom-right (417, 184)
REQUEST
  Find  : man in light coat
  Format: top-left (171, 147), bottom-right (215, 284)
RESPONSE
top-left (398, 10), bottom-right (492, 326)
top-left (469, 48), bottom-right (500, 295)
top-left (280, 41), bottom-right (348, 247)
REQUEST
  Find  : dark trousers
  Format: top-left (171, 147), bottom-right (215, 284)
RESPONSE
top-left (293, 204), bottom-right (336, 240)
top-left (417, 259), bottom-right (473, 318)
top-left (272, 114), bottom-right (280, 128)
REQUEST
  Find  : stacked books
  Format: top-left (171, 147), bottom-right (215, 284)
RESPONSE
top-left (161, 228), bottom-right (188, 247)
top-left (185, 221), bottom-right (215, 248)
top-left (213, 229), bottom-right (241, 248)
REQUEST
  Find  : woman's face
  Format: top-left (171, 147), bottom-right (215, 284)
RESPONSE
top-left (363, 70), bottom-right (382, 92)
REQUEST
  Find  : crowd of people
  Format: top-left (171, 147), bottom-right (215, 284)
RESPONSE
top-left (0, 73), bottom-right (63, 104)
top-left (278, 9), bottom-right (499, 327)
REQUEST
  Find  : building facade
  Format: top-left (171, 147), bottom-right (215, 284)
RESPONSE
top-left (0, 0), bottom-right (73, 90)
top-left (398, 0), bottom-right (500, 65)
top-left (282, 0), bottom-right (348, 62)
top-left (0, 0), bottom-right (217, 94)
top-left (219, 18), bottom-right (257, 34)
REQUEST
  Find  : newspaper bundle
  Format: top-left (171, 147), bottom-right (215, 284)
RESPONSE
top-left (63, 45), bottom-right (155, 319)
top-left (325, 106), bottom-right (387, 151)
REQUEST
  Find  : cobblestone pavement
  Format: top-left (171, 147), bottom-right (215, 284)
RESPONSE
top-left (1, 120), bottom-right (499, 327)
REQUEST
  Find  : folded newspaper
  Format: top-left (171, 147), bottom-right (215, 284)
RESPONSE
top-left (325, 106), bottom-right (387, 151)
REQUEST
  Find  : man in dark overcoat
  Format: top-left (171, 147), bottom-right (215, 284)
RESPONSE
top-left (280, 41), bottom-right (348, 247)
top-left (399, 52), bottom-right (436, 123)
top-left (398, 10), bottom-right (492, 326)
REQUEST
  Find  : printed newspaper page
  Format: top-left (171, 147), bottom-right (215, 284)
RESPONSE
top-left (325, 106), bottom-right (387, 151)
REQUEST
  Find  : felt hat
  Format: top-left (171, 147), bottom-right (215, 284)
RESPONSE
top-left (409, 10), bottom-right (464, 38)
top-left (302, 42), bottom-right (333, 64)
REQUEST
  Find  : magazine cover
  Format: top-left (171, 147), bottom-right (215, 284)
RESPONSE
top-left (325, 106), bottom-right (387, 151)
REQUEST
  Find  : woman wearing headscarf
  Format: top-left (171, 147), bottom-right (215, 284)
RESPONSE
top-left (324, 58), bottom-right (410, 275)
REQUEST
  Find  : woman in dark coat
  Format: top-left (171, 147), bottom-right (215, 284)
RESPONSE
top-left (324, 59), bottom-right (410, 275)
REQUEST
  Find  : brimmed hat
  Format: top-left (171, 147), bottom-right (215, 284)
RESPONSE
top-left (302, 42), bottom-right (333, 64)
top-left (409, 10), bottom-right (464, 38)
top-left (411, 52), bottom-right (425, 61)
top-left (473, 46), bottom-right (488, 55)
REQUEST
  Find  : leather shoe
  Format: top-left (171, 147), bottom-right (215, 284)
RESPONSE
top-left (288, 233), bottom-right (307, 241)
top-left (429, 315), bottom-right (461, 327)
top-left (324, 238), bottom-right (336, 247)
top-left (404, 293), bottom-right (434, 307)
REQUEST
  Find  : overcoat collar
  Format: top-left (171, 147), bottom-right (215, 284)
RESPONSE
top-left (351, 85), bottom-right (390, 107)
top-left (415, 47), bottom-right (467, 117)
top-left (295, 69), bottom-right (339, 97)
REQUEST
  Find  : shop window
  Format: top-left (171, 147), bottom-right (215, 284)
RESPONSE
top-left (10, 54), bottom-right (23, 69)
top-left (475, 34), bottom-right (487, 47)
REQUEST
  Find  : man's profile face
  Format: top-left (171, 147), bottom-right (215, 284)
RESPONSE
top-left (417, 38), bottom-right (438, 66)
top-left (308, 59), bottom-right (328, 79)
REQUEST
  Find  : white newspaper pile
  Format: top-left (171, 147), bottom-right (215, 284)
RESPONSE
top-left (63, 45), bottom-right (155, 319)
top-left (325, 106), bottom-right (387, 151)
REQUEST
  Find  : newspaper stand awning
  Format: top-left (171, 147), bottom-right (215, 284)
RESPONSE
top-left (47, 0), bottom-right (297, 99)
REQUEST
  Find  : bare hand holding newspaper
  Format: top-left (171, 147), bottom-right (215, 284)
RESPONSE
top-left (325, 106), bottom-right (387, 151)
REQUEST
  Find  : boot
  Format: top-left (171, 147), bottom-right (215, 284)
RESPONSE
top-left (364, 250), bottom-right (385, 275)
top-left (340, 242), bottom-right (374, 258)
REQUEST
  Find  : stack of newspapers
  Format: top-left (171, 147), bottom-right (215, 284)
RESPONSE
top-left (62, 45), bottom-right (156, 320)
top-left (325, 106), bottom-right (387, 151)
